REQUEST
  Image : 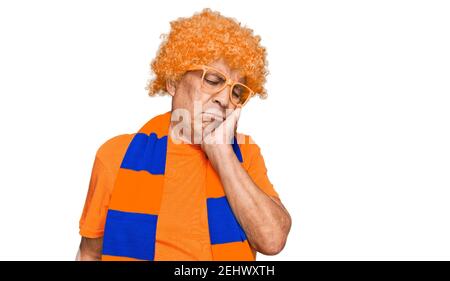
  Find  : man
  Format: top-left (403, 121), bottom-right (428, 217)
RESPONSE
top-left (78, 9), bottom-right (291, 261)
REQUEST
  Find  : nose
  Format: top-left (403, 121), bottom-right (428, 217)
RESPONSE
top-left (211, 85), bottom-right (232, 108)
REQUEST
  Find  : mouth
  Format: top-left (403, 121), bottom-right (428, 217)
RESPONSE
top-left (201, 111), bottom-right (225, 121)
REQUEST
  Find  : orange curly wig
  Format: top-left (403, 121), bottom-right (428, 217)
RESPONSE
top-left (146, 8), bottom-right (268, 98)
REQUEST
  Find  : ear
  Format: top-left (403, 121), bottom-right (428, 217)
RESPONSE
top-left (166, 79), bottom-right (176, 97)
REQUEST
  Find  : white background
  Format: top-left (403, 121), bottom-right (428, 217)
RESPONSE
top-left (0, 0), bottom-right (449, 261)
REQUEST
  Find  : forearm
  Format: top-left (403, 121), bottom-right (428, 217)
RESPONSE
top-left (207, 146), bottom-right (291, 255)
top-left (79, 250), bottom-right (101, 261)
top-left (78, 237), bottom-right (103, 261)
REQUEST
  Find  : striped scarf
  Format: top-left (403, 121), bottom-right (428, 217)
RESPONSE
top-left (101, 111), bottom-right (255, 261)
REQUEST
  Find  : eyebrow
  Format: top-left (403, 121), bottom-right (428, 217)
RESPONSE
top-left (238, 76), bottom-right (247, 84)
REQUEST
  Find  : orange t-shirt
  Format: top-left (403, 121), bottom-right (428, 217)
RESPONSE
top-left (79, 133), bottom-right (278, 260)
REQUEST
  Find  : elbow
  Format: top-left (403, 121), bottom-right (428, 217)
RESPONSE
top-left (258, 239), bottom-right (287, 256)
top-left (255, 232), bottom-right (288, 255)
top-left (254, 217), bottom-right (292, 256)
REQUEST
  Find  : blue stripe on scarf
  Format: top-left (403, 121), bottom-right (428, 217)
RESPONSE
top-left (102, 209), bottom-right (158, 260)
top-left (232, 136), bottom-right (243, 163)
top-left (121, 133), bottom-right (168, 175)
top-left (207, 196), bottom-right (247, 244)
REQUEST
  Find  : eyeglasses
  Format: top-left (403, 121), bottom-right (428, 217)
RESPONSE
top-left (188, 65), bottom-right (256, 107)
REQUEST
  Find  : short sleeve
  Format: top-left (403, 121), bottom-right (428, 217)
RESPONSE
top-left (244, 136), bottom-right (279, 198)
top-left (78, 155), bottom-right (114, 238)
top-left (78, 134), bottom-right (134, 238)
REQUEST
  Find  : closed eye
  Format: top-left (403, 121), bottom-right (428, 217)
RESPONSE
top-left (205, 78), bottom-right (222, 86)
top-left (204, 73), bottom-right (225, 86)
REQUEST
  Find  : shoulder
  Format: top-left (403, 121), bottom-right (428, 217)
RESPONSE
top-left (236, 132), bottom-right (260, 149)
top-left (235, 133), bottom-right (264, 165)
top-left (95, 133), bottom-right (136, 168)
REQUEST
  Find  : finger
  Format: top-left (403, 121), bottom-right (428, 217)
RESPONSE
top-left (228, 107), bottom-right (241, 125)
top-left (232, 108), bottom-right (241, 135)
top-left (223, 108), bottom-right (241, 142)
top-left (209, 108), bottom-right (241, 144)
top-left (233, 107), bottom-right (241, 121)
